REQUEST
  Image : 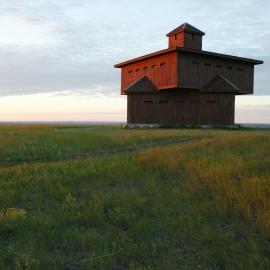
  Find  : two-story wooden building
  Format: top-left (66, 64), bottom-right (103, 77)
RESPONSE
top-left (114, 23), bottom-right (263, 125)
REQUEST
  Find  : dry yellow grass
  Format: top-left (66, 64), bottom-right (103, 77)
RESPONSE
top-left (138, 132), bottom-right (270, 231)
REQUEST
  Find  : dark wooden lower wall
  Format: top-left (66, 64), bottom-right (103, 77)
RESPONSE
top-left (127, 90), bottom-right (235, 125)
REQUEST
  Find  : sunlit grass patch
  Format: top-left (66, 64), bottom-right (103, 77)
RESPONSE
top-left (137, 133), bottom-right (270, 231)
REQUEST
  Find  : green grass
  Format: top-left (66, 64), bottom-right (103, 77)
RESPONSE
top-left (0, 125), bottom-right (215, 165)
top-left (0, 125), bottom-right (269, 269)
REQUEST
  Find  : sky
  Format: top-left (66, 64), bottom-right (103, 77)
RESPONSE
top-left (0, 0), bottom-right (269, 123)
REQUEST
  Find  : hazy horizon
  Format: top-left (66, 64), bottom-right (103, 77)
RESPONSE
top-left (0, 92), bottom-right (269, 124)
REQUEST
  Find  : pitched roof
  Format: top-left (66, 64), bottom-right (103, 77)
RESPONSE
top-left (167, 22), bottom-right (205, 37)
top-left (114, 47), bottom-right (263, 68)
top-left (201, 74), bottom-right (239, 93)
top-left (125, 76), bottom-right (158, 93)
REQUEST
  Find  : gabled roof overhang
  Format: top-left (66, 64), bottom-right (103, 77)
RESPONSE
top-left (125, 76), bottom-right (158, 93)
top-left (200, 74), bottom-right (239, 93)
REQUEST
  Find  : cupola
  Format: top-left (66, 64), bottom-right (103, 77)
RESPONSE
top-left (167, 22), bottom-right (205, 50)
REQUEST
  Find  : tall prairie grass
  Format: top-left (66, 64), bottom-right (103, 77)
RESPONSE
top-left (138, 133), bottom-right (270, 231)
top-left (0, 126), bottom-right (269, 269)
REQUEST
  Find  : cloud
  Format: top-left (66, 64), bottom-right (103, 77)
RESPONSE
top-left (0, 0), bottom-right (269, 96)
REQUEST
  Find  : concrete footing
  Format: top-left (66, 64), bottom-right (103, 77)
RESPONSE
top-left (123, 123), bottom-right (240, 129)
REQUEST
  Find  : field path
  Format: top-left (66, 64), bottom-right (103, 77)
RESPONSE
top-left (0, 137), bottom-right (198, 168)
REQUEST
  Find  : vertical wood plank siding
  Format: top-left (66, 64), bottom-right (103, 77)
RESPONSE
top-left (168, 32), bottom-right (202, 50)
top-left (127, 91), bottom-right (235, 125)
top-left (179, 52), bottom-right (254, 94)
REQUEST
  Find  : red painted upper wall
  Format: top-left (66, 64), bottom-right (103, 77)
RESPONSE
top-left (120, 52), bottom-right (177, 94)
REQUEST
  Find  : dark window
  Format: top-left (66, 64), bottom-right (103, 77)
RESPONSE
top-left (128, 70), bottom-right (132, 74)
top-left (151, 65), bottom-right (157, 68)
top-left (159, 100), bottom-right (168, 104)
top-left (238, 67), bottom-right (243, 71)
top-left (204, 63), bottom-right (211, 67)
top-left (143, 67), bottom-right (148, 71)
top-left (135, 68), bottom-right (140, 72)
top-left (192, 61), bottom-right (199, 65)
top-left (160, 62), bottom-right (166, 67)
top-left (216, 64), bottom-right (222, 68)
top-left (206, 100), bottom-right (216, 103)
top-left (175, 34), bottom-right (177, 40)
top-left (227, 66), bottom-right (232, 70)
top-left (144, 100), bottom-right (153, 104)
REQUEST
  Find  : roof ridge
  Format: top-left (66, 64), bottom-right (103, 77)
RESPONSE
top-left (167, 22), bottom-right (205, 37)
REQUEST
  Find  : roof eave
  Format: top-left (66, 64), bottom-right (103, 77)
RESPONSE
top-left (114, 47), bottom-right (264, 68)
top-left (166, 29), bottom-right (205, 37)
top-left (176, 47), bottom-right (264, 65)
top-left (114, 48), bottom-right (176, 68)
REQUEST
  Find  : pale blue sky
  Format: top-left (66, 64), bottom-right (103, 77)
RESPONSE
top-left (0, 0), bottom-right (269, 122)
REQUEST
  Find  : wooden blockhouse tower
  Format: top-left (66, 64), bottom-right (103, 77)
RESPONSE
top-left (114, 23), bottom-right (263, 125)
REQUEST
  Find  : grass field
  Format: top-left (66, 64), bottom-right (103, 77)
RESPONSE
top-left (0, 125), bottom-right (269, 269)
